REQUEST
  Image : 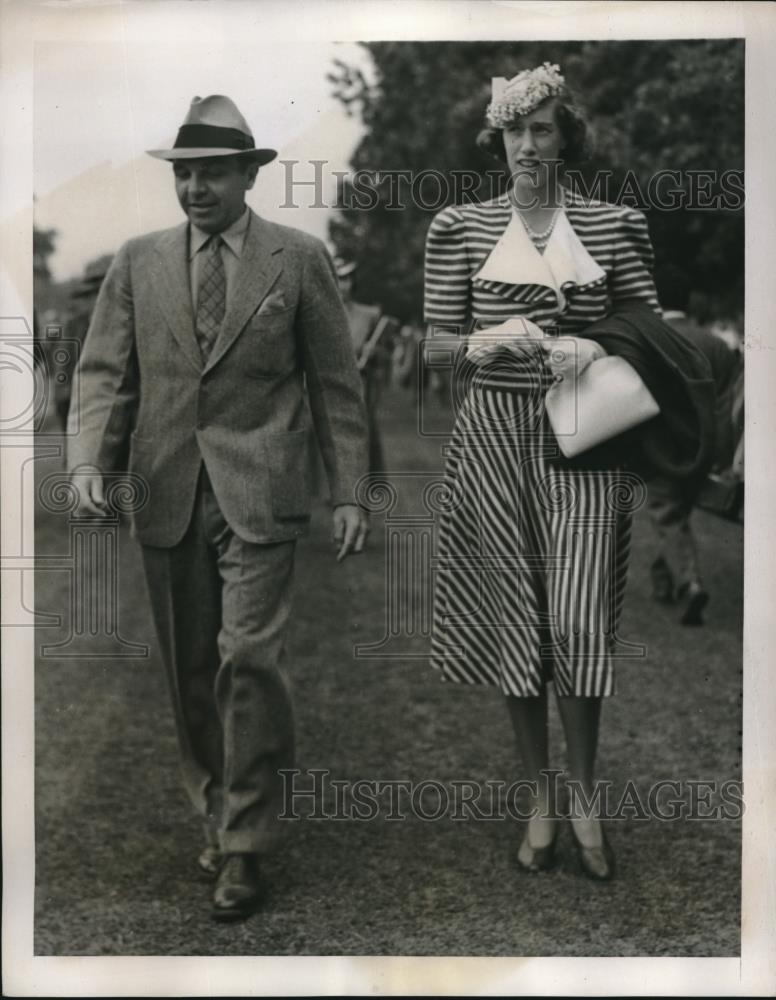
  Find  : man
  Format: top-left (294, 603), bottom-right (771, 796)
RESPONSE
top-left (649, 268), bottom-right (742, 625)
top-left (69, 95), bottom-right (369, 921)
top-left (335, 259), bottom-right (398, 474)
top-left (55, 258), bottom-right (112, 430)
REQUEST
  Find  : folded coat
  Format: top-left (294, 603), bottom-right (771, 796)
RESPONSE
top-left (559, 305), bottom-right (718, 481)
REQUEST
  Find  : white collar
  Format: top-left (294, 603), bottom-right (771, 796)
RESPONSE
top-left (474, 207), bottom-right (606, 297)
top-left (189, 207), bottom-right (251, 260)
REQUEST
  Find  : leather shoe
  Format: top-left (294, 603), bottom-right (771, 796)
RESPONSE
top-left (516, 826), bottom-right (558, 873)
top-left (212, 853), bottom-right (263, 921)
top-left (570, 823), bottom-right (615, 881)
top-left (197, 845), bottom-right (221, 878)
top-left (678, 581), bottom-right (709, 626)
top-left (650, 557), bottom-right (674, 604)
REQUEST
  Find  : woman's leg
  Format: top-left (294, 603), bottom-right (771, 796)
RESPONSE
top-left (555, 694), bottom-right (604, 847)
top-left (505, 689), bottom-right (558, 855)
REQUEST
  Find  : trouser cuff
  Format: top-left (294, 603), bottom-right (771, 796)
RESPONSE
top-left (218, 828), bottom-right (284, 856)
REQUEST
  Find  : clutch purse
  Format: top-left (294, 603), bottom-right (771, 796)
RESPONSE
top-left (544, 353), bottom-right (660, 458)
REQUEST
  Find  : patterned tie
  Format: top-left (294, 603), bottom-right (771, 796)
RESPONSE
top-left (195, 235), bottom-right (226, 361)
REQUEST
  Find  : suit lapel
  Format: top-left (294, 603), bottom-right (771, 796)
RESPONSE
top-left (203, 211), bottom-right (284, 374)
top-left (151, 223), bottom-right (202, 372)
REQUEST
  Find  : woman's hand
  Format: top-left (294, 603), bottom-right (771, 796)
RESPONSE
top-left (465, 317), bottom-right (545, 365)
top-left (540, 336), bottom-right (606, 382)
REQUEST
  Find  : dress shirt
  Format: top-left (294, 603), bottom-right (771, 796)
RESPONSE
top-left (188, 206), bottom-right (251, 312)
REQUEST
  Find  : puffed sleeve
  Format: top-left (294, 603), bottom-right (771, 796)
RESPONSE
top-left (609, 207), bottom-right (661, 313)
top-left (424, 205), bottom-right (471, 333)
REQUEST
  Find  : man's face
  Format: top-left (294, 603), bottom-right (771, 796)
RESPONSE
top-left (173, 156), bottom-right (258, 234)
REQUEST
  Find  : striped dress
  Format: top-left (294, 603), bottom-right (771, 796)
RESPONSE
top-left (424, 188), bottom-right (660, 697)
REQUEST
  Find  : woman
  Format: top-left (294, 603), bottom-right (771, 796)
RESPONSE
top-left (424, 63), bottom-right (661, 879)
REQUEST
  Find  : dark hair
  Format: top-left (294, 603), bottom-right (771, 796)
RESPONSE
top-left (476, 91), bottom-right (593, 166)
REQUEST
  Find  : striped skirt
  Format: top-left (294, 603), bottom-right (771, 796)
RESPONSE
top-left (430, 356), bottom-right (637, 697)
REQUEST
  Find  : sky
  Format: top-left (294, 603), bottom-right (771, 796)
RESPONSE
top-left (34, 32), bottom-right (370, 281)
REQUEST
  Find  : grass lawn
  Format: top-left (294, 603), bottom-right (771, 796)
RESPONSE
top-left (34, 385), bottom-right (742, 955)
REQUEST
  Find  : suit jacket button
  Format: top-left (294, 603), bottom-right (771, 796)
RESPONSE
top-left (196, 421), bottom-right (205, 431)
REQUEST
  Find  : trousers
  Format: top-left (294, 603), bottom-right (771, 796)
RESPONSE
top-left (140, 465), bottom-right (296, 854)
top-left (647, 474), bottom-right (702, 588)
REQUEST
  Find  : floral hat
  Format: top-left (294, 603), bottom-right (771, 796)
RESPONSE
top-left (486, 62), bottom-right (566, 128)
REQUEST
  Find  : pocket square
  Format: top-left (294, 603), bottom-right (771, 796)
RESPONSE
top-left (254, 288), bottom-right (289, 316)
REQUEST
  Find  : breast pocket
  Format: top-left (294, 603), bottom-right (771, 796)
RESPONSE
top-left (242, 305), bottom-right (298, 379)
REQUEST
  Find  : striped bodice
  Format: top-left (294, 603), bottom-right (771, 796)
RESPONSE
top-left (424, 189), bottom-right (660, 337)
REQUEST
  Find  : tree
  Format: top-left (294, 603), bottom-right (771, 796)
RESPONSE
top-left (328, 40), bottom-right (744, 322)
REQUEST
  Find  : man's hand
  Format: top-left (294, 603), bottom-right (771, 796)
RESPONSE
top-left (540, 336), bottom-right (606, 382)
top-left (332, 504), bottom-right (369, 562)
top-left (71, 464), bottom-right (108, 516)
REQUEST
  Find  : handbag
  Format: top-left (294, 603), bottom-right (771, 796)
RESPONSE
top-left (544, 353), bottom-right (660, 458)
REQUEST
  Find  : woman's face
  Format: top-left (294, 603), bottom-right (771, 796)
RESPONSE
top-left (502, 98), bottom-right (564, 201)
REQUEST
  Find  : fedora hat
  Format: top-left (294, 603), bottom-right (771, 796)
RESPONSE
top-left (147, 94), bottom-right (277, 165)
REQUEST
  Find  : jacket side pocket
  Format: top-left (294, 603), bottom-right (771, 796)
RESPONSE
top-left (268, 428), bottom-right (311, 520)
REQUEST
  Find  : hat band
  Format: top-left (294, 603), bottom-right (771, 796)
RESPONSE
top-left (174, 123), bottom-right (255, 151)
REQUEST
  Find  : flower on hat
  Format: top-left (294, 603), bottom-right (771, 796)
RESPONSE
top-left (486, 62), bottom-right (566, 128)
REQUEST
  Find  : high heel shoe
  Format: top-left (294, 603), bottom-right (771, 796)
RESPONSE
top-left (516, 825), bottom-right (558, 873)
top-left (570, 822), bottom-right (616, 881)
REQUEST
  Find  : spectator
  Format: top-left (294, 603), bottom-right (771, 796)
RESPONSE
top-left (649, 265), bottom-right (743, 624)
top-left (336, 259), bottom-right (397, 473)
top-left (54, 258), bottom-right (112, 430)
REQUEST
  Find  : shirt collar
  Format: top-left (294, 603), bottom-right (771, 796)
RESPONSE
top-left (189, 206), bottom-right (251, 260)
top-left (474, 205), bottom-right (606, 294)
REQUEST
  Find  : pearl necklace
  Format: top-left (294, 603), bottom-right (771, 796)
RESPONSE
top-left (520, 208), bottom-right (559, 244)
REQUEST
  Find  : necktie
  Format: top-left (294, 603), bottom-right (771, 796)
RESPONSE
top-left (196, 235), bottom-right (226, 361)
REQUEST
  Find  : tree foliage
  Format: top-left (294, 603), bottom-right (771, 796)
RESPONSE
top-left (328, 40), bottom-right (744, 323)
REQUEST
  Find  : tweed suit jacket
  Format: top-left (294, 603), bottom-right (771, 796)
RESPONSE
top-left (68, 210), bottom-right (369, 547)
